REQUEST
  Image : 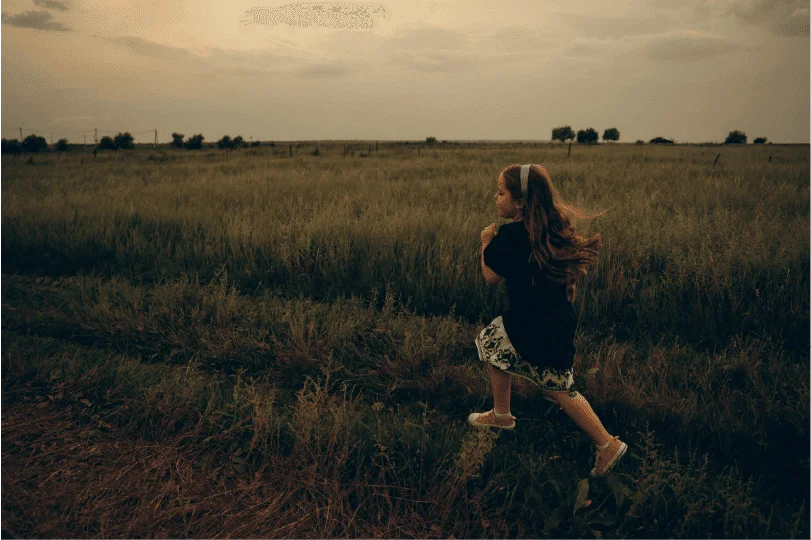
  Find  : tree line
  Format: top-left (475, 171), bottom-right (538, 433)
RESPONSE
top-left (0, 129), bottom-right (773, 155)
top-left (550, 126), bottom-right (769, 145)
top-left (0, 131), bottom-right (263, 155)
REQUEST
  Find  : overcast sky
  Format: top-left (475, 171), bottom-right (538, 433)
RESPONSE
top-left (2, 0), bottom-right (809, 143)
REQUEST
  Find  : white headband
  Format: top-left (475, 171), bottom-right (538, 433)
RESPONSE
top-left (520, 164), bottom-right (531, 200)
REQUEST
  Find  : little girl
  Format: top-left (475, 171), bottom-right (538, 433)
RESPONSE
top-left (468, 163), bottom-right (627, 478)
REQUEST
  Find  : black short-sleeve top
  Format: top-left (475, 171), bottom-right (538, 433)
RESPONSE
top-left (483, 221), bottom-right (578, 371)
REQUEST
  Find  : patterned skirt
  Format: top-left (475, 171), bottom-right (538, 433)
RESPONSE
top-left (475, 315), bottom-right (577, 396)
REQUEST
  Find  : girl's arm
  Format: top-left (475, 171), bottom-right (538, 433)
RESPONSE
top-left (481, 243), bottom-right (502, 285)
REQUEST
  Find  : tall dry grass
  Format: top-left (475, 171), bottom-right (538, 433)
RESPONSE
top-left (1, 142), bottom-right (808, 537)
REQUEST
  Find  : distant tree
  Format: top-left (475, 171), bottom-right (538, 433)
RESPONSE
top-left (98, 136), bottom-right (117, 150)
top-left (250, 140), bottom-right (261, 147)
top-left (184, 134), bottom-right (205, 150)
top-left (232, 135), bottom-right (244, 149)
top-left (217, 135), bottom-right (233, 149)
top-left (552, 126), bottom-right (575, 142)
top-left (753, 137), bottom-right (768, 144)
top-left (2, 138), bottom-right (23, 155)
top-left (114, 132), bottom-right (134, 149)
top-left (171, 132), bottom-right (185, 148)
top-left (635, 139), bottom-right (645, 145)
top-left (55, 138), bottom-right (70, 152)
top-left (425, 136), bottom-right (437, 145)
top-left (649, 137), bottom-right (674, 145)
top-left (602, 127), bottom-right (620, 142)
top-left (724, 130), bottom-right (747, 144)
top-left (21, 134), bottom-right (48, 153)
top-left (576, 128), bottom-right (599, 144)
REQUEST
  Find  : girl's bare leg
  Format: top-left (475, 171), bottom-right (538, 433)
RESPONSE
top-left (488, 364), bottom-right (512, 414)
top-left (541, 389), bottom-right (612, 447)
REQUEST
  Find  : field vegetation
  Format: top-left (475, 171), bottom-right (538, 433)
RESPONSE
top-left (2, 142), bottom-right (808, 538)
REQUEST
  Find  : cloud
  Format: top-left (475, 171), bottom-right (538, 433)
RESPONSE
top-left (297, 63), bottom-right (354, 78)
top-left (644, 30), bottom-right (740, 62)
top-left (382, 26), bottom-right (471, 51)
top-left (32, 0), bottom-right (69, 11)
top-left (670, 0), bottom-right (810, 36)
top-left (550, 11), bottom-right (679, 40)
top-left (374, 25), bottom-right (519, 71)
top-left (52, 115), bottom-right (94, 125)
top-left (1, 10), bottom-right (70, 31)
top-left (105, 35), bottom-right (352, 79)
top-left (727, 0), bottom-right (809, 36)
top-left (107, 35), bottom-right (201, 63)
top-left (472, 25), bottom-right (557, 61)
top-left (560, 36), bottom-right (620, 57)
top-left (389, 49), bottom-right (476, 72)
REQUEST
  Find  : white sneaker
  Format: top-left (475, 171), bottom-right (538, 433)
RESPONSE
top-left (590, 436), bottom-right (628, 477)
top-left (467, 408), bottom-right (516, 430)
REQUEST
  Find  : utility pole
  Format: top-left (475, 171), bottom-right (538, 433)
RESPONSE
top-left (153, 129), bottom-right (157, 149)
top-left (94, 128), bottom-right (98, 144)
top-left (84, 134), bottom-right (87, 147)
top-left (19, 127), bottom-right (22, 139)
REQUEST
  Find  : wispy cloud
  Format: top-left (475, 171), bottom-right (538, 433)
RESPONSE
top-left (726, 0), bottom-right (809, 36)
top-left (107, 35), bottom-right (201, 63)
top-left (550, 11), bottom-right (679, 40)
top-left (52, 115), bottom-right (94, 125)
top-left (389, 49), bottom-right (476, 73)
top-left (32, 0), bottom-right (69, 11)
top-left (297, 62), bottom-right (354, 78)
top-left (661, 0), bottom-right (810, 37)
top-left (471, 25), bottom-right (557, 62)
top-left (644, 30), bottom-right (740, 62)
top-left (105, 35), bottom-right (352, 79)
top-left (1, 10), bottom-right (70, 31)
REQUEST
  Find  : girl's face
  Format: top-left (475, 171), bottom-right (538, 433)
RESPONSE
top-left (495, 173), bottom-right (522, 220)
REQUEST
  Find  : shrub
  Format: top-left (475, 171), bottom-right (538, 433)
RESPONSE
top-left (552, 126), bottom-right (576, 142)
top-left (577, 128), bottom-right (599, 144)
top-left (724, 130), bottom-right (747, 144)
top-left (184, 134), bottom-right (205, 150)
top-left (98, 136), bottom-right (117, 150)
top-left (171, 133), bottom-right (184, 148)
top-left (114, 132), bottom-right (135, 150)
top-left (22, 134), bottom-right (48, 153)
top-left (1, 138), bottom-right (23, 155)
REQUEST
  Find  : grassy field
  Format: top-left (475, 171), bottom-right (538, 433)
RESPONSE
top-left (2, 141), bottom-right (808, 538)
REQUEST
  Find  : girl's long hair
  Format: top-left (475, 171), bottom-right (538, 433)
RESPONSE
top-left (502, 164), bottom-right (604, 303)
